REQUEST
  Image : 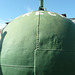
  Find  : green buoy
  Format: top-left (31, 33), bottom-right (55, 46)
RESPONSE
top-left (0, 0), bottom-right (75, 75)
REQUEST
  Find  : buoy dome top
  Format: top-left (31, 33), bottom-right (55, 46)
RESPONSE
top-left (1, 11), bottom-right (75, 75)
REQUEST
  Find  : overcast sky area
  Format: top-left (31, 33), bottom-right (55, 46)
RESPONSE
top-left (0, 0), bottom-right (75, 29)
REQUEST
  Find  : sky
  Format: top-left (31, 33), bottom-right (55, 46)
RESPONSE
top-left (0, 0), bottom-right (75, 29)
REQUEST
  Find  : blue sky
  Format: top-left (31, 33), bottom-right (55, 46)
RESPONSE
top-left (0, 0), bottom-right (75, 29)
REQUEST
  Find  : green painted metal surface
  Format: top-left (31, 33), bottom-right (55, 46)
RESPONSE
top-left (0, 11), bottom-right (75, 75)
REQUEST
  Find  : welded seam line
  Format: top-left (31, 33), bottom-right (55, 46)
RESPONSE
top-left (38, 49), bottom-right (75, 52)
top-left (36, 11), bottom-right (40, 49)
top-left (38, 49), bottom-right (63, 51)
top-left (34, 49), bottom-right (37, 75)
top-left (34, 11), bottom-right (40, 75)
top-left (1, 64), bottom-right (34, 68)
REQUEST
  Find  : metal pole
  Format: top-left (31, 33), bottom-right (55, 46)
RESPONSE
top-left (40, 0), bottom-right (43, 8)
top-left (39, 0), bottom-right (44, 10)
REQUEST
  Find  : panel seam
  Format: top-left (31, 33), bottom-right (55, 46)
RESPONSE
top-left (34, 11), bottom-right (40, 75)
top-left (1, 64), bottom-right (34, 68)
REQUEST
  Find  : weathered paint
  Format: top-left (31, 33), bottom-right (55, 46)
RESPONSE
top-left (22, 12), bottom-right (32, 17)
top-left (48, 12), bottom-right (56, 16)
top-left (0, 11), bottom-right (75, 75)
top-left (36, 11), bottom-right (44, 15)
top-left (70, 18), bottom-right (75, 23)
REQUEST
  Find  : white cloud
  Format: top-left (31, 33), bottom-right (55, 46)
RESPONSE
top-left (26, 7), bottom-right (33, 12)
top-left (0, 23), bottom-right (6, 29)
top-left (0, 19), bottom-right (6, 29)
top-left (0, 19), bottom-right (12, 29)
